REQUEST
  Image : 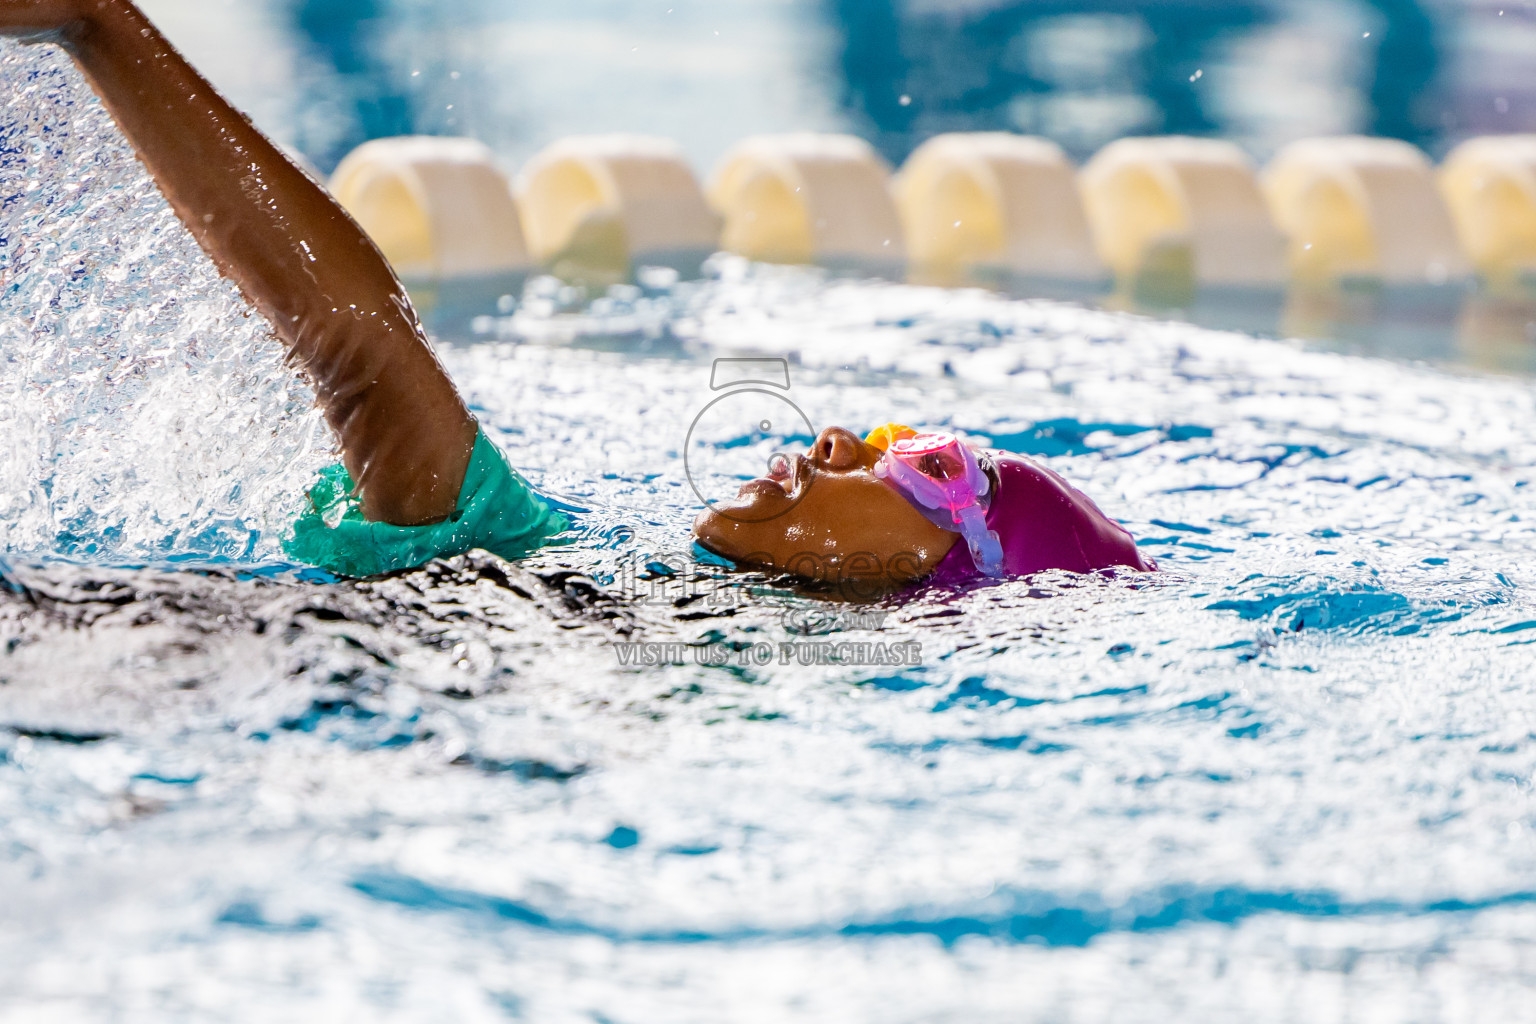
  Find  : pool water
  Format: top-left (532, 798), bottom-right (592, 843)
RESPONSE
top-left (7, 42), bottom-right (1536, 1023)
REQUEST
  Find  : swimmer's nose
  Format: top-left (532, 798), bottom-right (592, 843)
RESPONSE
top-left (810, 426), bottom-right (864, 470)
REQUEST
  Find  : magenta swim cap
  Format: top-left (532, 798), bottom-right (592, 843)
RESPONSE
top-left (922, 450), bottom-right (1155, 584)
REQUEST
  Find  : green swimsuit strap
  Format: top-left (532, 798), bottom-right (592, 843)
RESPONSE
top-left (284, 428), bottom-right (571, 578)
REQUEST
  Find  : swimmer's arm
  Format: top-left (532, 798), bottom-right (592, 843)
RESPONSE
top-left (1, 0), bottom-right (475, 526)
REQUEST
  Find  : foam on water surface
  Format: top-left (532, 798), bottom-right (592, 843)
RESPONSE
top-left (5, 38), bottom-right (1536, 1024)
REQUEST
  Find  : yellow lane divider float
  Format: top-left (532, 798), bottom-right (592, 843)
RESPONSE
top-left (1440, 135), bottom-right (1536, 292)
top-left (1264, 136), bottom-right (1468, 286)
top-left (893, 132), bottom-right (1102, 284)
top-left (516, 134), bottom-right (719, 281)
top-left (326, 131), bottom-right (1536, 297)
top-left (329, 136), bottom-right (529, 280)
top-left (1078, 136), bottom-right (1285, 296)
top-left (707, 133), bottom-right (904, 266)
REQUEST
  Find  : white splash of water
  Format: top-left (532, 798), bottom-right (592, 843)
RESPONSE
top-left (0, 41), bottom-right (332, 565)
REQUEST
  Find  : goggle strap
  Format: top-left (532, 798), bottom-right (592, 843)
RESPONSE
top-left (954, 504), bottom-right (1005, 576)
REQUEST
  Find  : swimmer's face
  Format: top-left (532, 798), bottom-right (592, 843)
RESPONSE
top-left (692, 426), bottom-right (957, 589)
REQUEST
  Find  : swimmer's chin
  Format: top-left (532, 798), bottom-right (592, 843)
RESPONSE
top-left (691, 507), bottom-right (742, 561)
top-left (689, 529), bottom-right (741, 567)
top-left (691, 506), bottom-right (775, 569)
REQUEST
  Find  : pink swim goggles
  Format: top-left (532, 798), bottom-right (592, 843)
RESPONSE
top-left (874, 432), bottom-right (1005, 576)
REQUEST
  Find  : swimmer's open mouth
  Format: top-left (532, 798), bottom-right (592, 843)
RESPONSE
top-left (738, 453), bottom-right (811, 500)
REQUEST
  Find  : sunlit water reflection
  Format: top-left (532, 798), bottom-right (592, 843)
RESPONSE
top-left (5, 40), bottom-right (1536, 1024)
